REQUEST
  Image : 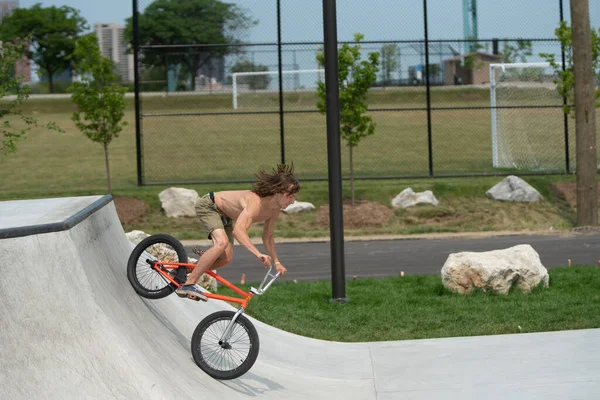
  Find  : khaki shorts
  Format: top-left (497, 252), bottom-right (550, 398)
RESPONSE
top-left (195, 193), bottom-right (234, 244)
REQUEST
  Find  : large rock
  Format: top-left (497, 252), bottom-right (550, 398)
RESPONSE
top-left (158, 187), bottom-right (199, 217)
top-left (391, 188), bottom-right (439, 208)
top-left (282, 201), bottom-right (315, 213)
top-left (125, 230), bottom-right (150, 245)
top-left (441, 244), bottom-right (549, 295)
top-left (486, 176), bottom-right (543, 202)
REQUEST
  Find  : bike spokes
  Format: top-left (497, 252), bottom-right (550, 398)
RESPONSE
top-left (191, 312), bottom-right (259, 379)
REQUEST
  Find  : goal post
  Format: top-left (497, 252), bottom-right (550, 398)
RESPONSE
top-left (232, 69), bottom-right (325, 109)
top-left (489, 62), bottom-right (560, 169)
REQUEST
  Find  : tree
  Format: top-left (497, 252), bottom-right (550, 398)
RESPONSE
top-left (230, 60), bottom-right (272, 90)
top-left (540, 21), bottom-right (600, 116)
top-left (380, 43), bottom-right (400, 86)
top-left (541, 20), bottom-right (600, 227)
top-left (501, 40), bottom-right (533, 63)
top-left (1, 40), bottom-right (62, 158)
top-left (125, 0), bottom-right (256, 91)
top-left (68, 34), bottom-right (128, 194)
top-left (462, 39), bottom-right (485, 74)
top-left (0, 4), bottom-right (87, 93)
top-left (316, 33), bottom-right (380, 207)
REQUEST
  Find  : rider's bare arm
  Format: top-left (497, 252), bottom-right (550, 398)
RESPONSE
top-left (262, 217), bottom-right (278, 259)
top-left (232, 195), bottom-right (271, 266)
top-left (263, 216), bottom-right (287, 274)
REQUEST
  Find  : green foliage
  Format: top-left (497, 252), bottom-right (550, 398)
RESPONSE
top-left (501, 40), bottom-right (533, 63)
top-left (380, 43), bottom-right (400, 85)
top-left (69, 34), bottom-right (128, 193)
top-left (539, 21), bottom-right (600, 116)
top-left (316, 33), bottom-right (380, 205)
top-left (316, 33), bottom-right (380, 148)
top-left (230, 60), bottom-right (272, 90)
top-left (0, 40), bottom-right (62, 158)
top-left (124, 0), bottom-right (256, 90)
top-left (0, 4), bottom-right (87, 93)
top-left (462, 39), bottom-right (485, 72)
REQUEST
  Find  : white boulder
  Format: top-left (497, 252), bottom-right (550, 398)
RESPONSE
top-left (391, 188), bottom-right (439, 208)
top-left (441, 244), bottom-right (549, 295)
top-left (282, 201), bottom-right (315, 213)
top-left (125, 230), bottom-right (150, 245)
top-left (486, 175), bottom-right (543, 202)
top-left (158, 187), bottom-right (199, 217)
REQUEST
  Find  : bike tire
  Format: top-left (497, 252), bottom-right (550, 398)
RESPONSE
top-left (126, 233), bottom-right (188, 299)
top-left (191, 311), bottom-right (260, 380)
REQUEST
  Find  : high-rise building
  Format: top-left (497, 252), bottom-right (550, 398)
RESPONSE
top-left (94, 23), bottom-right (134, 82)
top-left (0, 0), bottom-right (18, 23)
top-left (1, 0), bottom-right (31, 83)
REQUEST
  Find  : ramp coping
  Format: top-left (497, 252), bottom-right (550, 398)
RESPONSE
top-left (0, 195), bottom-right (113, 240)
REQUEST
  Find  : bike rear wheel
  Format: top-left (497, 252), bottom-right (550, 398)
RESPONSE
top-left (191, 311), bottom-right (260, 380)
top-left (126, 234), bottom-right (188, 299)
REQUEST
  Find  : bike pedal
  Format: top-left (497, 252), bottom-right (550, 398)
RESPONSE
top-left (188, 294), bottom-right (207, 302)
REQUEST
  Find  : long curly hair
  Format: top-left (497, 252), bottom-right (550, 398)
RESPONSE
top-left (252, 163), bottom-right (300, 198)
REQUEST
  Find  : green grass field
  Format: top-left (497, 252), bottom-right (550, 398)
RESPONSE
top-left (0, 86), bottom-right (595, 239)
top-left (2, 86), bottom-right (587, 189)
top-left (221, 265), bottom-right (600, 342)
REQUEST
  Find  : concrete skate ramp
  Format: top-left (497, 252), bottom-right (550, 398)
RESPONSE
top-left (1, 196), bottom-right (599, 399)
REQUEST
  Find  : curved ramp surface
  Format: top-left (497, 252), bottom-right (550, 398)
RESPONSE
top-left (1, 196), bottom-right (599, 399)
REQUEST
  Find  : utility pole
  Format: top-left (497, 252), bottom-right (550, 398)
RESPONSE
top-left (570, 0), bottom-right (598, 226)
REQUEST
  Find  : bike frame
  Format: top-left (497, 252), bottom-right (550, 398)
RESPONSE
top-left (149, 260), bottom-right (280, 342)
top-left (152, 261), bottom-right (280, 309)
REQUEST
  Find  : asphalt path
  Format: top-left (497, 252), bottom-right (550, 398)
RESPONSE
top-left (184, 232), bottom-right (600, 284)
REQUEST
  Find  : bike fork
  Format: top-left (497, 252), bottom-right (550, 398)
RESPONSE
top-left (219, 308), bottom-right (246, 345)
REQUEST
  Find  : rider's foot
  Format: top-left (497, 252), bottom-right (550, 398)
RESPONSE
top-left (176, 284), bottom-right (208, 302)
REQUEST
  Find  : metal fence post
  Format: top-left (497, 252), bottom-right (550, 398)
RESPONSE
top-left (133, 0), bottom-right (143, 186)
top-left (277, 0), bottom-right (286, 165)
top-left (559, 0), bottom-right (571, 174)
top-left (424, 0), bottom-right (434, 176)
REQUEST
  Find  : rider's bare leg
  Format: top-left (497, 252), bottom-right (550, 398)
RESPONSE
top-left (185, 229), bottom-right (232, 285)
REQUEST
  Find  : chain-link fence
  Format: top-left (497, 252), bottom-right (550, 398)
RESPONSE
top-left (131, 0), bottom-right (597, 185)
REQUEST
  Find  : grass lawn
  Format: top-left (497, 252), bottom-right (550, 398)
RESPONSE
top-left (0, 87), bottom-right (596, 240)
top-left (218, 265), bottom-right (600, 342)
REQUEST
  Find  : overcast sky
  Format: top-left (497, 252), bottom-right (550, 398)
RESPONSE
top-left (19, 0), bottom-right (600, 43)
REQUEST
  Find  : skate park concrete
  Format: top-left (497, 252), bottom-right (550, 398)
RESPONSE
top-left (0, 195), bottom-right (599, 399)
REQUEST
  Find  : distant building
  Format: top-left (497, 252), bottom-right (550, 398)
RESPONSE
top-left (0, 0), bottom-right (31, 82)
top-left (0, 0), bottom-right (18, 22)
top-left (444, 52), bottom-right (502, 85)
top-left (94, 23), bottom-right (134, 82)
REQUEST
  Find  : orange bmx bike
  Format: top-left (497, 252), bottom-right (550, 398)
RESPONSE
top-left (126, 234), bottom-right (280, 380)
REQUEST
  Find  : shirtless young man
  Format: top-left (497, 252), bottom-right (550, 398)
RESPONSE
top-left (176, 164), bottom-right (300, 300)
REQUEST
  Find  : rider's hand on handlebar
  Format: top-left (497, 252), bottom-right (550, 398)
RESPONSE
top-left (274, 261), bottom-right (287, 275)
top-left (258, 254), bottom-right (272, 267)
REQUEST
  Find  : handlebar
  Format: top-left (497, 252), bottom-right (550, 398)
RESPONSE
top-left (249, 265), bottom-right (281, 295)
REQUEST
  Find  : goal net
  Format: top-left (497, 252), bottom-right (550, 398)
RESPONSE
top-left (232, 69), bottom-right (324, 109)
top-left (489, 62), bottom-right (565, 170)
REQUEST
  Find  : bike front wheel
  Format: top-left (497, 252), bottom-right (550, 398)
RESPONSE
top-left (191, 311), bottom-right (260, 380)
top-left (126, 233), bottom-right (188, 299)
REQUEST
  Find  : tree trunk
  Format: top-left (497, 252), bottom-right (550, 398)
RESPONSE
top-left (104, 142), bottom-right (112, 194)
top-left (350, 145), bottom-right (355, 208)
top-left (570, 0), bottom-right (598, 226)
top-left (46, 69), bottom-right (55, 94)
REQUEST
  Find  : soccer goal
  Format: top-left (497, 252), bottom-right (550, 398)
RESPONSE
top-left (489, 62), bottom-right (565, 170)
top-left (232, 69), bottom-right (324, 109)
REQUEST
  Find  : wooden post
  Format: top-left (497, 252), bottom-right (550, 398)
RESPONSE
top-left (570, 0), bottom-right (598, 227)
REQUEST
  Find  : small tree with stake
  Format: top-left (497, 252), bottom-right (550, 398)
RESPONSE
top-left (69, 34), bottom-right (128, 194)
top-left (316, 33), bottom-right (380, 207)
